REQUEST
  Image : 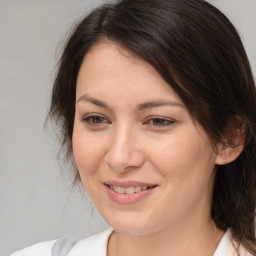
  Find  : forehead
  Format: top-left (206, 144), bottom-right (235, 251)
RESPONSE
top-left (78, 41), bottom-right (158, 83)
top-left (76, 41), bottom-right (182, 104)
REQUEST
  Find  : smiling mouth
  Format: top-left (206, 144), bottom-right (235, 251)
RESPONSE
top-left (105, 184), bottom-right (156, 194)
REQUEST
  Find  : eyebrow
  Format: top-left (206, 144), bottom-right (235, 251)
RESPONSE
top-left (137, 100), bottom-right (184, 110)
top-left (76, 94), bottom-right (109, 109)
top-left (76, 94), bottom-right (184, 110)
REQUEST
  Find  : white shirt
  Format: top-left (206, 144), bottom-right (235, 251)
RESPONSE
top-left (9, 228), bottom-right (236, 256)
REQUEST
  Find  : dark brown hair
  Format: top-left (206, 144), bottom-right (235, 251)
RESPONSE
top-left (49, 0), bottom-right (256, 253)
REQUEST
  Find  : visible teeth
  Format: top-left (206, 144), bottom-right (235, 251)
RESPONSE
top-left (114, 186), bottom-right (125, 194)
top-left (126, 187), bottom-right (135, 194)
top-left (111, 185), bottom-right (149, 194)
top-left (134, 186), bottom-right (142, 193)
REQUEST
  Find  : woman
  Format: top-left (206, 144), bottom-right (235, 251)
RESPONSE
top-left (11, 0), bottom-right (256, 255)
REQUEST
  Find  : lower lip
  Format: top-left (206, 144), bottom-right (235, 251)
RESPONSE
top-left (105, 185), bottom-right (156, 204)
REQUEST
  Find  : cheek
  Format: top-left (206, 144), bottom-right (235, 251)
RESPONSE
top-left (148, 132), bottom-right (216, 180)
top-left (149, 135), bottom-right (216, 217)
top-left (72, 130), bottom-right (109, 202)
top-left (72, 129), bottom-right (106, 176)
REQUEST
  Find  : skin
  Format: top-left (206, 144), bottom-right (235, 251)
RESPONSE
top-left (72, 41), bottom-right (227, 256)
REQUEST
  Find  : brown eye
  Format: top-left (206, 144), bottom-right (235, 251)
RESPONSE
top-left (82, 115), bottom-right (108, 125)
top-left (149, 117), bottom-right (174, 126)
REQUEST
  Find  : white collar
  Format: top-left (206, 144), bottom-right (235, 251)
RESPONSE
top-left (69, 228), bottom-right (113, 256)
top-left (69, 228), bottom-right (230, 256)
top-left (213, 229), bottom-right (230, 256)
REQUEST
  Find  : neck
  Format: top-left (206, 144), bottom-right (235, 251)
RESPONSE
top-left (109, 218), bottom-right (224, 256)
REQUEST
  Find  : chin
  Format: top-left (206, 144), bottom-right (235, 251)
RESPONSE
top-left (103, 211), bottom-right (158, 236)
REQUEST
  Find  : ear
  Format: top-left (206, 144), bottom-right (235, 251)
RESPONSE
top-left (215, 116), bottom-right (246, 165)
top-left (215, 143), bottom-right (244, 165)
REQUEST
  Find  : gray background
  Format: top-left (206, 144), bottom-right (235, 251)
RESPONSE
top-left (0, 0), bottom-right (255, 255)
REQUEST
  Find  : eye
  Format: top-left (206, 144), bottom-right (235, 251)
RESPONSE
top-left (145, 116), bottom-right (175, 127)
top-left (81, 114), bottom-right (109, 126)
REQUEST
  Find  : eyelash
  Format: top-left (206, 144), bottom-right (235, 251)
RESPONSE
top-left (81, 114), bottom-right (109, 126)
top-left (145, 116), bottom-right (175, 127)
top-left (81, 114), bottom-right (174, 128)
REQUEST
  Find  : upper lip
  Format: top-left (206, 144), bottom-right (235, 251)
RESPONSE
top-left (104, 180), bottom-right (157, 188)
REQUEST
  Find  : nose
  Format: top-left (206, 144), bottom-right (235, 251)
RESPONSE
top-left (105, 125), bottom-right (145, 173)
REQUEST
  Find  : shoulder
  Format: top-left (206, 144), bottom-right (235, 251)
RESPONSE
top-left (214, 229), bottom-right (254, 256)
top-left (9, 228), bottom-right (113, 256)
top-left (229, 242), bottom-right (254, 256)
top-left (10, 240), bottom-right (57, 256)
top-left (227, 230), bottom-right (254, 256)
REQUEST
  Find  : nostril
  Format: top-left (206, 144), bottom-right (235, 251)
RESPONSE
top-left (105, 150), bottom-right (145, 173)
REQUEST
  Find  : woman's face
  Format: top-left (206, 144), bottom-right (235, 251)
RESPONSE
top-left (73, 41), bottom-right (220, 236)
